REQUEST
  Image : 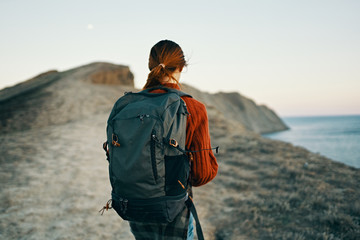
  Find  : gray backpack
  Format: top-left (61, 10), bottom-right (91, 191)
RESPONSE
top-left (102, 87), bottom-right (214, 239)
top-left (103, 87), bottom-right (194, 218)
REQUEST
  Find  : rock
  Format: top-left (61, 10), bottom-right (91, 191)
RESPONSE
top-left (87, 62), bottom-right (134, 86)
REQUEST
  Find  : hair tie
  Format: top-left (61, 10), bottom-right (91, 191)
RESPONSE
top-left (159, 63), bottom-right (165, 68)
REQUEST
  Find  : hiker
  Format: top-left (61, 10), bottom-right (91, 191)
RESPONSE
top-left (103, 39), bottom-right (218, 240)
top-left (129, 40), bottom-right (218, 239)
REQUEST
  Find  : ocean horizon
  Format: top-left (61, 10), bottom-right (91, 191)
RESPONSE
top-left (263, 114), bottom-right (360, 168)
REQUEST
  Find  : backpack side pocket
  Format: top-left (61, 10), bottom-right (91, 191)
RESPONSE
top-left (164, 154), bottom-right (189, 196)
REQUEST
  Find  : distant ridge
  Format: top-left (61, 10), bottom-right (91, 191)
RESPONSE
top-left (0, 62), bottom-right (287, 134)
top-left (0, 70), bottom-right (59, 103)
top-left (0, 62), bottom-right (134, 133)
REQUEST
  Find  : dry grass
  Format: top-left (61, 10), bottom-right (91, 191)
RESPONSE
top-left (199, 131), bottom-right (360, 240)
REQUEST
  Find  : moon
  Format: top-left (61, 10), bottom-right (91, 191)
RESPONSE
top-left (87, 24), bottom-right (94, 30)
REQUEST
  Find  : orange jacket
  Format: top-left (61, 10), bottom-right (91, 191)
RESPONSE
top-left (151, 83), bottom-right (218, 187)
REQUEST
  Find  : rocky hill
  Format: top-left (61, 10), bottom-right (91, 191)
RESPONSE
top-left (0, 62), bottom-right (286, 134)
top-left (181, 85), bottom-right (288, 134)
top-left (0, 62), bottom-right (358, 240)
top-left (0, 62), bottom-right (134, 133)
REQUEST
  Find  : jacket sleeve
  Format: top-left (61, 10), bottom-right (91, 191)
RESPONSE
top-left (184, 98), bottom-right (218, 187)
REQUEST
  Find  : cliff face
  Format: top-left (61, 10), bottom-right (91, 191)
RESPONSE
top-left (181, 84), bottom-right (288, 134)
top-left (87, 62), bottom-right (134, 85)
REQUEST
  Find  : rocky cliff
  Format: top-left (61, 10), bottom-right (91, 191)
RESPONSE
top-left (181, 85), bottom-right (288, 134)
top-left (0, 62), bottom-right (286, 134)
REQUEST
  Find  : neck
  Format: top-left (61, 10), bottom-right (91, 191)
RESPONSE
top-left (161, 77), bottom-right (178, 84)
top-left (160, 69), bottom-right (181, 84)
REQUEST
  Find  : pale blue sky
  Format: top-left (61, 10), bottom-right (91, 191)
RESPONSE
top-left (0, 0), bottom-right (359, 116)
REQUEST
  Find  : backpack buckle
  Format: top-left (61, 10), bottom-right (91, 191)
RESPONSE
top-left (112, 134), bottom-right (121, 147)
top-left (103, 141), bottom-right (110, 161)
top-left (169, 139), bottom-right (178, 148)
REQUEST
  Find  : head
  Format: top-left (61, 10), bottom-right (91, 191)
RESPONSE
top-left (143, 40), bottom-right (187, 89)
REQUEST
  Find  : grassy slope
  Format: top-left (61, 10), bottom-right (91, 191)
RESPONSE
top-left (194, 110), bottom-right (360, 240)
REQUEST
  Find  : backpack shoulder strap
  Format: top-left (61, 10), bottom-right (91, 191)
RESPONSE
top-left (186, 197), bottom-right (204, 240)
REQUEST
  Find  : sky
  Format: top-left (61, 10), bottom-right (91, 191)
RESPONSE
top-left (0, 0), bottom-right (359, 117)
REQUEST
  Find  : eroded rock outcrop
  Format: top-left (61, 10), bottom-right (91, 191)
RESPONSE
top-left (87, 62), bottom-right (134, 86)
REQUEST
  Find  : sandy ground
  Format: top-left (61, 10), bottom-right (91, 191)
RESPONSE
top-left (0, 113), bottom-right (135, 240)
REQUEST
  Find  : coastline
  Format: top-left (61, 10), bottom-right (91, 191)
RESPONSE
top-left (263, 115), bottom-right (360, 169)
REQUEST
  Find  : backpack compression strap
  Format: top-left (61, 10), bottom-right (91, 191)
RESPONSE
top-left (168, 138), bottom-right (219, 154)
top-left (186, 197), bottom-right (205, 240)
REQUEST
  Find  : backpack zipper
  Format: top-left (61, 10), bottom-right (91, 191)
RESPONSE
top-left (137, 114), bottom-right (150, 122)
top-left (150, 129), bottom-right (158, 182)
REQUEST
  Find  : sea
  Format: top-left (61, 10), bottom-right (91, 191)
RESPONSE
top-left (263, 115), bottom-right (360, 169)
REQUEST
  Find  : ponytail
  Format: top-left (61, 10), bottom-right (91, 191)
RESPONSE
top-left (143, 40), bottom-right (187, 89)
